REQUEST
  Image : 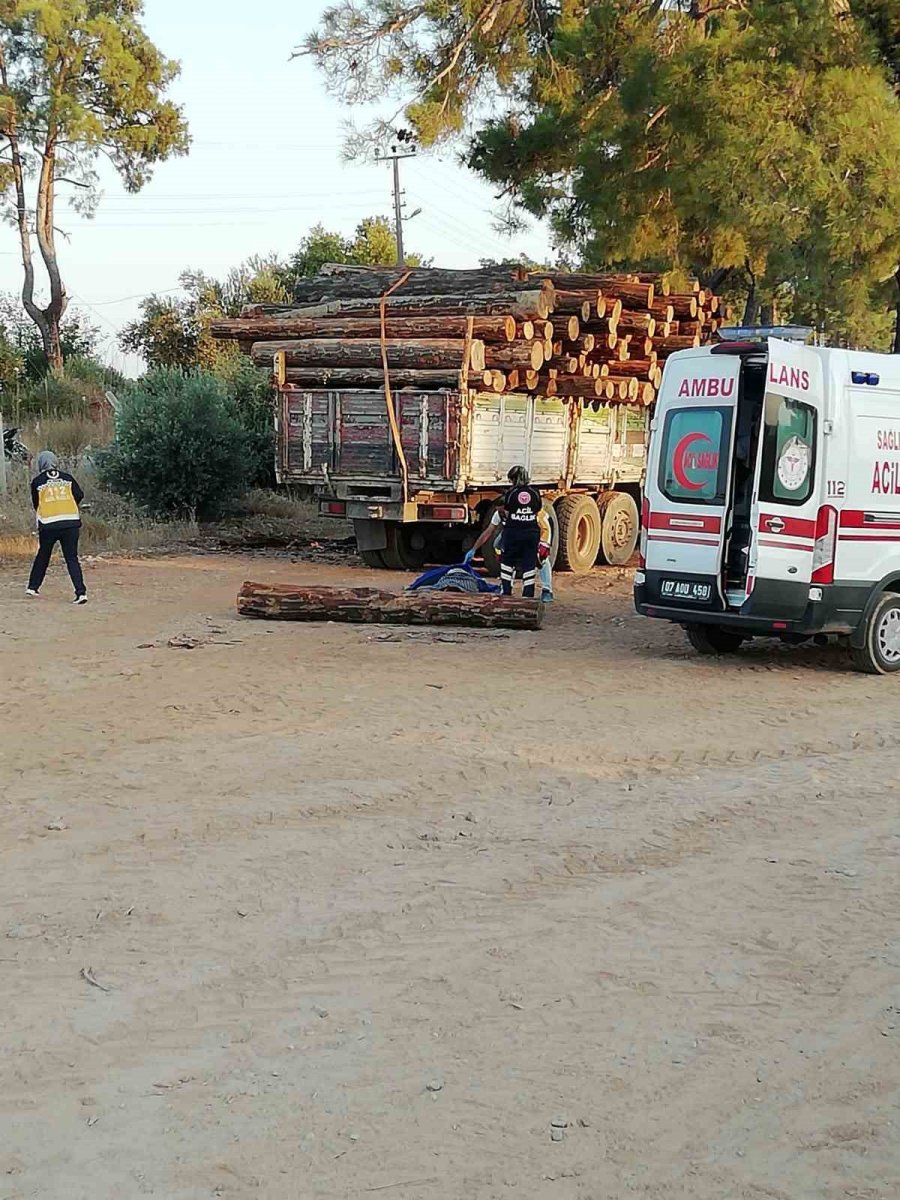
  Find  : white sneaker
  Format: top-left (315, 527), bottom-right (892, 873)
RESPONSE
top-left (73, 595), bottom-right (88, 606)
top-left (25, 588), bottom-right (40, 597)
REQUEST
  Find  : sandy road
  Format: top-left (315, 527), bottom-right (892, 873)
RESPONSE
top-left (1, 552), bottom-right (898, 1199)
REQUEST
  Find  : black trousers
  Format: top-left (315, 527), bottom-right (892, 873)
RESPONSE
top-left (28, 525), bottom-right (85, 596)
top-left (500, 531), bottom-right (539, 598)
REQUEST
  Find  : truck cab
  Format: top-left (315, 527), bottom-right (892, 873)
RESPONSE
top-left (635, 333), bottom-right (900, 673)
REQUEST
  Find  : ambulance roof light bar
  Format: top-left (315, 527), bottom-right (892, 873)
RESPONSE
top-left (716, 326), bottom-right (814, 343)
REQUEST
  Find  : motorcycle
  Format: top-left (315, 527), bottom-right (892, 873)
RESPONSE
top-left (3, 426), bottom-right (29, 464)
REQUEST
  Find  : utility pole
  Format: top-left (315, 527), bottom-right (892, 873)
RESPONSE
top-left (376, 141), bottom-right (418, 266)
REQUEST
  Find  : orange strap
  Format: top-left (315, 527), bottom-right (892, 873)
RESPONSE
top-left (379, 270), bottom-right (412, 503)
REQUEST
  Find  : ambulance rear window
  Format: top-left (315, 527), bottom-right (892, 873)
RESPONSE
top-left (658, 406), bottom-right (732, 505)
top-left (758, 395), bottom-right (816, 505)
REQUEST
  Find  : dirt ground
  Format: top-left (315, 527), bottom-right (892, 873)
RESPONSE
top-left (1, 550), bottom-right (899, 1200)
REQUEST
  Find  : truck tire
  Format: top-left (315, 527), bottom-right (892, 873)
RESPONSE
top-left (685, 624), bottom-right (745, 655)
top-left (555, 494), bottom-right (601, 574)
top-left (359, 549), bottom-right (386, 568)
top-left (850, 592), bottom-right (900, 674)
top-left (542, 501), bottom-right (560, 569)
top-left (597, 491), bottom-right (639, 566)
top-left (382, 523), bottom-right (428, 571)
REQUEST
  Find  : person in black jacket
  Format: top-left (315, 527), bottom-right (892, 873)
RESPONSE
top-left (26, 450), bottom-right (87, 603)
top-left (467, 465), bottom-right (542, 597)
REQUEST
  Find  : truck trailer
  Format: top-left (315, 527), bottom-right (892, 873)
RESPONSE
top-left (276, 384), bottom-right (647, 574)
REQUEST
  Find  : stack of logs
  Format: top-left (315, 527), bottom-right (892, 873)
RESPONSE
top-left (210, 265), bottom-right (729, 407)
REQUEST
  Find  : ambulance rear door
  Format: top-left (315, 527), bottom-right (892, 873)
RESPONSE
top-left (643, 352), bottom-right (742, 610)
top-left (744, 339), bottom-right (824, 620)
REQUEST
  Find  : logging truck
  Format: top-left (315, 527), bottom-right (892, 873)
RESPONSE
top-left (275, 384), bottom-right (646, 573)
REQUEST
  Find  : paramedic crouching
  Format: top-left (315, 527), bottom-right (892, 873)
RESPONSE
top-left (467, 466), bottom-right (544, 598)
top-left (26, 450), bottom-right (87, 604)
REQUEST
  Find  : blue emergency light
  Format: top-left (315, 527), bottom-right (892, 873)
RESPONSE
top-left (851, 371), bottom-right (880, 386)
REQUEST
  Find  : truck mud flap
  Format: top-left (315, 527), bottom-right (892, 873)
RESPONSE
top-left (353, 519), bottom-right (388, 552)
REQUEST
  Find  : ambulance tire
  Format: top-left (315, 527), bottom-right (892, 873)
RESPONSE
top-left (359, 548), bottom-right (387, 569)
top-left (685, 623), bottom-right (745, 656)
top-left (850, 592), bottom-right (900, 675)
top-left (556, 494), bottom-right (602, 574)
top-left (596, 491), bottom-right (639, 566)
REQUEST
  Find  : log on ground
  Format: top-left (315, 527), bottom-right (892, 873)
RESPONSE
top-left (237, 583), bottom-right (544, 629)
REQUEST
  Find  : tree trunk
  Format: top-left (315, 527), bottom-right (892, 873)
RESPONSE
top-left (236, 583), bottom-right (545, 629)
top-left (252, 338), bottom-right (486, 372)
top-left (211, 314), bottom-right (516, 343)
top-left (293, 264), bottom-right (552, 300)
top-left (481, 342), bottom-right (545, 370)
top-left (283, 367), bottom-right (466, 388)
top-left (243, 289), bottom-right (553, 321)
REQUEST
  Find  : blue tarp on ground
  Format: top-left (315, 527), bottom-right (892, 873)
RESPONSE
top-left (407, 563), bottom-right (501, 594)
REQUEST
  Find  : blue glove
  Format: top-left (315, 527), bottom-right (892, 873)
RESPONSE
top-left (463, 549), bottom-right (476, 565)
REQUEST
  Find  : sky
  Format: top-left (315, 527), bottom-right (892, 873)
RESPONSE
top-left (0, 0), bottom-right (552, 375)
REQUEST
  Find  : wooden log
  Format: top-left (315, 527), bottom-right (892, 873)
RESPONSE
top-left (283, 367), bottom-right (464, 389)
top-left (479, 370), bottom-right (507, 393)
top-left (290, 266), bottom-right (555, 303)
top-left (639, 382), bottom-right (657, 405)
top-left (605, 376), bottom-right (640, 400)
top-left (615, 282), bottom-right (655, 308)
top-left (552, 291), bottom-right (593, 320)
top-left (243, 289), bottom-right (554, 321)
top-left (635, 272), bottom-right (671, 296)
top-left (237, 583), bottom-right (544, 629)
top-left (550, 315), bottom-right (580, 341)
top-left (550, 376), bottom-right (606, 398)
top-left (253, 337), bottom-right (486, 373)
top-left (518, 321), bottom-right (535, 340)
top-left (604, 358), bottom-right (657, 378)
top-left (614, 313), bottom-right (656, 336)
top-left (211, 314), bottom-right (515, 344)
top-left (666, 295), bottom-right (699, 319)
top-left (652, 334), bottom-right (701, 356)
top-left (649, 300), bottom-right (675, 323)
top-left (482, 341), bottom-right (544, 371)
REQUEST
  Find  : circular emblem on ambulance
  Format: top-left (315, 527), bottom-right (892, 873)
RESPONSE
top-left (776, 437), bottom-right (810, 492)
top-left (518, 490), bottom-right (531, 504)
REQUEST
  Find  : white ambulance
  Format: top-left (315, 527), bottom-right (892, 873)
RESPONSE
top-left (635, 331), bottom-right (900, 673)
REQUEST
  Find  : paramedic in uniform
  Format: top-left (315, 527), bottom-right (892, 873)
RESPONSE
top-left (468, 465), bottom-right (544, 598)
top-left (26, 450), bottom-right (88, 603)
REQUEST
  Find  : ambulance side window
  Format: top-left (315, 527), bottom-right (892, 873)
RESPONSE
top-left (758, 395), bottom-right (816, 505)
top-left (658, 406), bottom-right (731, 505)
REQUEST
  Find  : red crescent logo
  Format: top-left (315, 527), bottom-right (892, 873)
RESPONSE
top-left (672, 432), bottom-right (712, 491)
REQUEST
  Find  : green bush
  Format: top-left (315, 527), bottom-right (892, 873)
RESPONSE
top-left (217, 359), bottom-right (276, 488)
top-left (99, 370), bottom-right (253, 519)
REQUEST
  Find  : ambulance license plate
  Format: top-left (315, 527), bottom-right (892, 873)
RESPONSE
top-left (661, 579), bottom-right (712, 603)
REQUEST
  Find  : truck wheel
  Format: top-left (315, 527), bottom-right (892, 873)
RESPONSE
top-left (850, 592), bottom-right (900, 674)
top-left (555, 494), bottom-right (601, 574)
top-left (359, 549), bottom-right (386, 568)
top-left (597, 491), bottom-right (639, 566)
top-left (685, 624), bottom-right (745, 655)
top-left (542, 501), bottom-right (560, 569)
top-left (382, 524), bottom-right (428, 571)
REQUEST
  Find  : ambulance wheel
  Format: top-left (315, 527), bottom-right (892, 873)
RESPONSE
top-left (556, 494), bottom-right (601, 574)
top-left (359, 548), bottom-right (386, 569)
top-left (685, 624), bottom-right (745, 655)
top-left (851, 592), bottom-right (900, 675)
top-left (596, 491), bottom-right (639, 566)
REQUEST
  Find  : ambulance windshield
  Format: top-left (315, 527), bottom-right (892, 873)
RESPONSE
top-left (658, 406), bottom-right (733, 505)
